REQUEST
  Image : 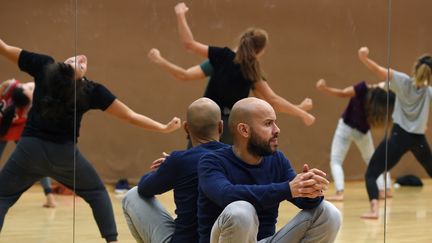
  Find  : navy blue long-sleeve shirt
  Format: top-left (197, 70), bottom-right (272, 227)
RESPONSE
top-left (138, 141), bottom-right (228, 243)
top-left (197, 146), bottom-right (323, 242)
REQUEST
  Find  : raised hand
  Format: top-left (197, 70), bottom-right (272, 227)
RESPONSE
top-left (147, 48), bottom-right (163, 64)
top-left (358, 46), bottom-right (370, 61)
top-left (299, 98), bottom-right (313, 111)
top-left (316, 79), bottom-right (327, 91)
top-left (175, 2), bottom-right (189, 15)
top-left (163, 117), bottom-right (181, 133)
top-left (302, 113), bottom-right (316, 126)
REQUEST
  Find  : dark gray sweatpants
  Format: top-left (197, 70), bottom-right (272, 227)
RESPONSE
top-left (0, 137), bottom-right (117, 242)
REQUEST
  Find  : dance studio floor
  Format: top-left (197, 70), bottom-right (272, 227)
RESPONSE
top-left (1, 179), bottom-right (432, 243)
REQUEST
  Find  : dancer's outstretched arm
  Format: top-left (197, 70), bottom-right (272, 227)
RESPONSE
top-left (105, 99), bottom-right (181, 133)
top-left (315, 79), bottom-right (355, 98)
top-left (175, 2), bottom-right (208, 57)
top-left (253, 80), bottom-right (315, 126)
top-left (358, 47), bottom-right (394, 81)
top-left (316, 78), bottom-right (387, 98)
top-left (147, 48), bottom-right (207, 81)
top-left (0, 38), bottom-right (22, 64)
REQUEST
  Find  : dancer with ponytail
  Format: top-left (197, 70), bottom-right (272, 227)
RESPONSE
top-left (358, 46), bottom-right (432, 219)
top-left (316, 78), bottom-right (395, 201)
top-left (148, 2), bottom-right (315, 145)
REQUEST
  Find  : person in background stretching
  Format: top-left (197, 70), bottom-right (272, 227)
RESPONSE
top-left (0, 36), bottom-right (181, 242)
top-left (147, 2), bottom-right (315, 145)
top-left (0, 78), bottom-right (56, 208)
top-left (358, 46), bottom-right (432, 219)
top-left (316, 78), bottom-right (395, 201)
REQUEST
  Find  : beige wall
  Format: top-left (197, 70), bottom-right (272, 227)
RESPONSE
top-left (0, 0), bottom-right (431, 183)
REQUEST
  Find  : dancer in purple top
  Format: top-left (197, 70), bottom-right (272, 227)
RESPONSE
top-left (316, 78), bottom-right (395, 201)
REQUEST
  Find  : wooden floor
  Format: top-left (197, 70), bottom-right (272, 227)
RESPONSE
top-left (1, 180), bottom-right (432, 243)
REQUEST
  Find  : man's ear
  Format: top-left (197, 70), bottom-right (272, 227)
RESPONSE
top-left (218, 120), bottom-right (223, 136)
top-left (183, 121), bottom-right (189, 135)
top-left (237, 123), bottom-right (250, 138)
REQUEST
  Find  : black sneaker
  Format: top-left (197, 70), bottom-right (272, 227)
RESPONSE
top-left (114, 179), bottom-right (130, 194)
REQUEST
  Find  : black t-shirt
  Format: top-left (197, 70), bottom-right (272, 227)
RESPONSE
top-left (205, 46), bottom-right (254, 112)
top-left (18, 50), bottom-right (116, 143)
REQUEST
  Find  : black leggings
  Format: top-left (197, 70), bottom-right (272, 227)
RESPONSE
top-left (0, 137), bottom-right (117, 242)
top-left (365, 124), bottom-right (432, 200)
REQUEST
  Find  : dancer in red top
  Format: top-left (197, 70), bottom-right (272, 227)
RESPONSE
top-left (0, 78), bottom-right (56, 207)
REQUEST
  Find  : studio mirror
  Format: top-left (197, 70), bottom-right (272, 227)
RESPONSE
top-left (382, 0), bottom-right (432, 241)
top-left (74, 1), bottom-right (391, 242)
top-left (0, 1), bottom-right (400, 242)
top-left (0, 0), bottom-right (77, 242)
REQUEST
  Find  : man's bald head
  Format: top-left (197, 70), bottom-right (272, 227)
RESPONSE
top-left (186, 97), bottom-right (221, 140)
top-left (228, 97), bottom-right (275, 137)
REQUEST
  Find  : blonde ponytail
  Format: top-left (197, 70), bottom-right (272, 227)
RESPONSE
top-left (413, 55), bottom-right (432, 87)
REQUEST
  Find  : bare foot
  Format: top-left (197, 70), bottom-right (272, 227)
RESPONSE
top-left (326, 191), bottom-right (344, 201)
top-left (361, 199), bottom-right (379, 219)
top-left (361, 211), bottom-right (379, 219)
top-left (43, 193), bottom-right (57, 208)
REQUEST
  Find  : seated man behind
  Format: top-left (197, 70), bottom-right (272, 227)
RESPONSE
top-left (198, 97), bottom-right (341, 243)
top-left (122, 97), bottom-right (227, 243)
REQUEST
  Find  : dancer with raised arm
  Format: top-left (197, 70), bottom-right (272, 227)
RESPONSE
top-left (0, 37), bottom-right (180, 242)
top-left (358, 46), bottom-right (432, 219)
top-left (147, 2), bottom-right (314, 145)
top-left (316, 78), bottom-right (394, 201)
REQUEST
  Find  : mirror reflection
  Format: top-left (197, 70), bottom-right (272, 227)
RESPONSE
top-left (381, 0), bottom-right (432, 241)
top-left (0, 0), bottom-right (77, 242)
top-left (74, 1), bottom-right (390, 242)
top-left (2, 0), bottom-right (416, 242)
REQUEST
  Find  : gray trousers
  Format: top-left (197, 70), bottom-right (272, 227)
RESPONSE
top-left (211, 200), bottom-right (341, 243)
top-left (122, 187), bottom-right (175, 243)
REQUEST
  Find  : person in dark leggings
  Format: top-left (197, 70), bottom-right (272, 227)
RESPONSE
top-left (0, 78), bottom-right (56, 208)
top-left (358, 46), bottom-right (432, 219)
top-left (147, 2), bottom-right (315, 145)
top-left (0, 37), bottom-right (181, 242)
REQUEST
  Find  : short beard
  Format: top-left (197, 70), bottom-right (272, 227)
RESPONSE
top-left (247, 128), bottom-right (276, 157)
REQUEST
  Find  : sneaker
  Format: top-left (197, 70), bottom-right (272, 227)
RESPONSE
top-left (114, 179), bottom-right (130, 194)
